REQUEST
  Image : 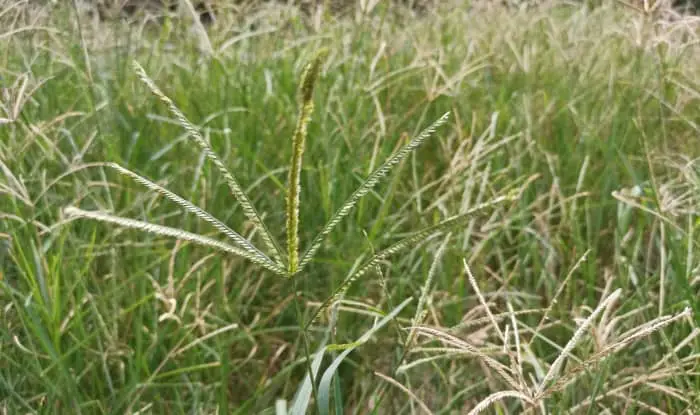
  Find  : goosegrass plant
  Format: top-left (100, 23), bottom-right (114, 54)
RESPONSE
top-left (61, 49), bottom-right (517, 412)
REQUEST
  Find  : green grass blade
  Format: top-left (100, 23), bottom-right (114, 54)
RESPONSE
top-left (106, 162), bottom-right (276, 269)
top-left (297, 112), bottom-right (450, 274)
top-left (132, 60), bottom-right (285, 267)
top-left (333, 369), bottom-right (343, 415)
top-left (289, 344), bottom-right (327, 415)
top-left (63, 207), bottom-right (285, 274)
top-left (286, 50), bottom-right (326, 275)
top-left (317, 297), bottom-right (413, 415)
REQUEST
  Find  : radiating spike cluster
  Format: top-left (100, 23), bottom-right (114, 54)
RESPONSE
top-left (108, 163), bottom-right (276, 268)
top-left (132, 61), bottom-right (284, 267)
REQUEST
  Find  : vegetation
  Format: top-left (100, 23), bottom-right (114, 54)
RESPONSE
top-left (1, 0), bottom-right (698, 413)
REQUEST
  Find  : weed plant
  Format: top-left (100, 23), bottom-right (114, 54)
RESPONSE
top-left (1, 0), bottom-right (698, 413)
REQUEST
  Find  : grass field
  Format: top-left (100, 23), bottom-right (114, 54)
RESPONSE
top-left (1, 1), bottom-right (699, 413)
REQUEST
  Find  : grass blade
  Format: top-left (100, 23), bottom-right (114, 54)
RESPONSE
top-left (373, 371), bottom-right (434, 415)
top-left (63, 207), bottom-right (285, 274)
top-left (289, 343), bottom-right (327, 415)
top-left (132, 61), bottom-right (285, 267)
top-left (317, 297), bottom-right (413, 415)
top-left (297, 112), bottom-right (451, 274)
